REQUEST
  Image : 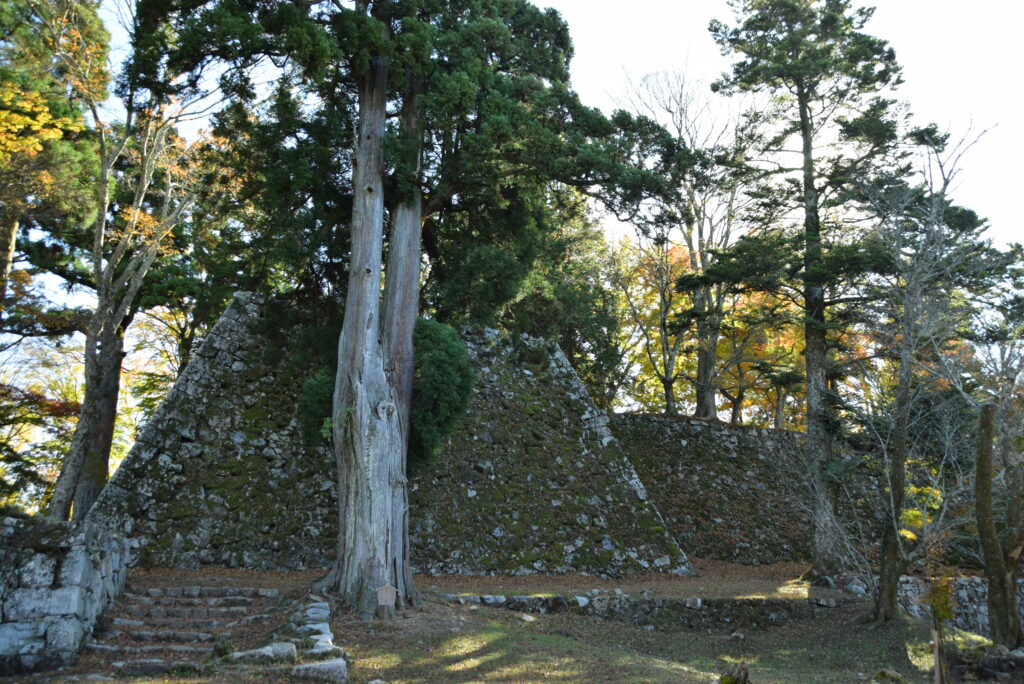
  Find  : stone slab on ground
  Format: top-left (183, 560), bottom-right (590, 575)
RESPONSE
top-left (291, 658), bottom-right (349, 681)
top-left (228, 641), bottom-right (297, 664)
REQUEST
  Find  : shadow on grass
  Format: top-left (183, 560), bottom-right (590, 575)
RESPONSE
top-left (346, 600), bottom-right (933, 683)
top-left (352, 617), bottom-right (717, 683)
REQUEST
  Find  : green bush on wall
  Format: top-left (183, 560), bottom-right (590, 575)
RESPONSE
top-left (297, 318), bottom-right (474, 474)
top-left (409, 318), bottom-right (475, 473)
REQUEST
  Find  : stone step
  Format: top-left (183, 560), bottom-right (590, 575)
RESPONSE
top-left (124, 617), bottom-right (233, 631)
top-left (123, 629), bottom-right (217, 643)
top-left (86, 642), bottom-right (214, 656)
top-left (126, 585), bottom-right (279, 599)
top-left (122, 592), bottom-right (254, 607)
top-left (122, 604), bottom-right (250, 619)
top-left (111, 658), bottom-right (204, 676)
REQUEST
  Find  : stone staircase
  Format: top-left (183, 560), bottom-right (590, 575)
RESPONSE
top-left (81, 578), bottom-right (281, 676)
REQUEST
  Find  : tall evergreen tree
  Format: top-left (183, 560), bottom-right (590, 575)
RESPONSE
top-left (711, 0), bottom-right (902, 574)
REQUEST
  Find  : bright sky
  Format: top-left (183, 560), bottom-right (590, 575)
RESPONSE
top-left (541, 0), bottom-right (1022, 247)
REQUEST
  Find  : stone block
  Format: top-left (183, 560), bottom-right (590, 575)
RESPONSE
top-left (3, 586), bottom-right (85, 620)
top-left (46, 619), bottom-right (84, 652)
top-left (291, 658), bottom-right (349, 681)
top-left (228, 641), bottom-right (297, 664)
top-left (19, 554), bottom-right (57, 588)
top-left (59, 547), bottom-right (94, 587)
top-left (0, 622), bottom-right (46, 656)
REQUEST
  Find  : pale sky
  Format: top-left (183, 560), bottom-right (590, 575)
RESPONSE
top-left (542, 0), bottom-right (1022, 247)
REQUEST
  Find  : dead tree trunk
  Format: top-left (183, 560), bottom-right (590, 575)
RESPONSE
top-left (976, 402), bottom-right (1023, 648)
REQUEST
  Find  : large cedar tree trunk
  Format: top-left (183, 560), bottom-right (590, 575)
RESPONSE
top-left (323, 48), bottom-right (417, 618)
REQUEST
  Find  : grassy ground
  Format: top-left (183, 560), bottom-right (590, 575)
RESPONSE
top-left (338, 594), bottom-right (933, 683)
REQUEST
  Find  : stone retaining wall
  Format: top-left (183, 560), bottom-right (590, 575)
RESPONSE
top-left (88, 293), bottom-right (337, 570)
top-left (610, 414), bottom-right (812, 564)
top-left (444, 592), bottom-right (850, 632)
top-left (0, 516), bottom-right (129, 674)
top-left (898, 575), bottom-right (1024, 637)
top-left (409, 329), bottom-right (692, 577)
top-left (88, 294), bottom-right (692, 577)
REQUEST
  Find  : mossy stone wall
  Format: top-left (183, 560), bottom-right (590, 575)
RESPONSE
top-left (409, 330), bottom-right (692, 577)
top-left (89, 296), bottom-right (692, 577)
top-left (610, 414), bottom-right (812, 565)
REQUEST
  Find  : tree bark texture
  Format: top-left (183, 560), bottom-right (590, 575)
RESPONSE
top-left (324, 51), bottom-right (416, 618)
top-left (661, 375), bottom-right (677, 416)
top-left (874, 356), bottom-right (911, 622)
top-left (975, 403), bottom-right (1023, 648)
top-left (73, 328), bottom-right (124, 519)
top-left (693, 306), bottom-right (720, 419)
top-left (773, 390), bottom-right (787, 430)
top-left (46, 325), bottom-right (125, 520)
top-left (383, 73), bottom-right (423, 445)
top-left (0, 217), bottom-right (18, 308)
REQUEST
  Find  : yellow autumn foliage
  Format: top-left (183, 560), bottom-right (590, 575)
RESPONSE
top-left (0, 83), bottom-right (82, 164)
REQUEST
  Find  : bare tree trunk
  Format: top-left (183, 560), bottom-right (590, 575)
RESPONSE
top-left (322, 47), bottom-right (416, 619)
top-left (662, 375), bottom-right (677, 416)
top-left (693, 302), bottom-right (720, 419)
top-left (0, 217), bottom-right (17, 308)
top-left (379, 70), bottom-right (423, 610)
top-left (875, 360), bottom-right (911, 622)
top-left (773, 389), bottom-right (786, 429)
top-left (729, 388), bottom-right (744, 425)
top-left (383, 72), bottom-right (423, 439)
top-left (45, 322), bottom-right (126, 519)
top-left (72, 328), bottom-right (124, 519)
top-left (976, 403), bottom-right (1023, 647)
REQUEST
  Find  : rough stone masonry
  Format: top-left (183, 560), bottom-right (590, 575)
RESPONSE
top-left (0, 516), bottom-right (129, 674)
top-left (87, 293), bottom-right (693, 576)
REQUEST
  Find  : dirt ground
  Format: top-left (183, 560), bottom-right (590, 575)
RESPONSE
top-left (417, 557), bottom-right (850, 600)
top-left (14, 561), bottom-right (936, 684)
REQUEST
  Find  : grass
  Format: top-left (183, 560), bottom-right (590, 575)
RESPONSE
top-left (31, 598), bottom-right (936, 684)
top-left (336, 595), bottom-right (934, 683)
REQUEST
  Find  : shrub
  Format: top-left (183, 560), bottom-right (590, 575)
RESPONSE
top-left (298, 367), bottom-right (334, 446)
top-left (409, 318), bottom-right (474, 473)
top-left (297, 318), bottom-right (474, 475)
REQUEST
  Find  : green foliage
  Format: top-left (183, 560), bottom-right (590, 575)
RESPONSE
top-left (501, 189), bottom-right (629, 409)
top-left (925, 574), bottom-right (955, 624)
top-left (0, 379), bottom-right (78, 508)
top-left (294, 318), bottom-right (473, 474)
top-left (409, 318), bottom-right (474, 474)
top-left (298, 367), bottom-right (334, 447)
